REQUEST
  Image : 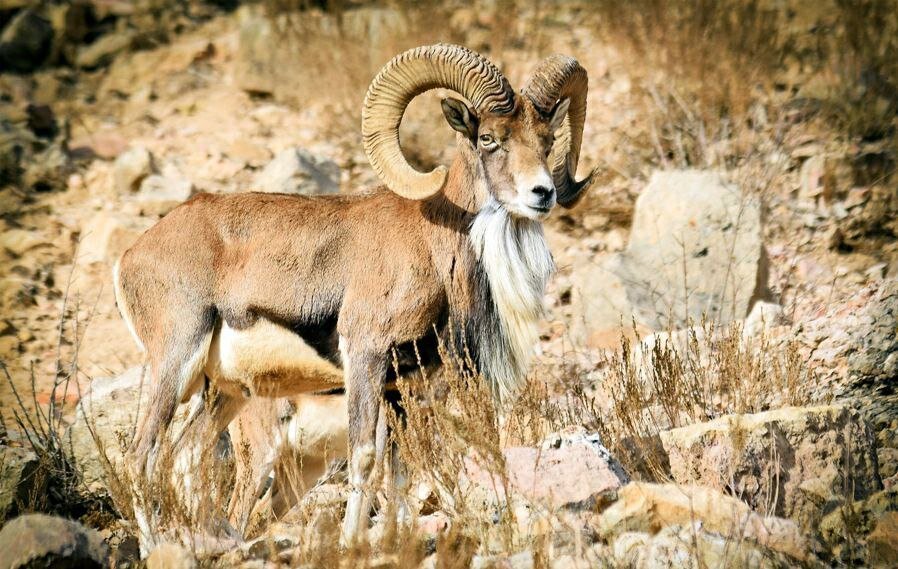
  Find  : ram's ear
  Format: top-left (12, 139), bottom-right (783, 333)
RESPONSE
top-left (549, 97), bottom-right (570, 133)
top-left (441, 96), bottom-right (479, 140)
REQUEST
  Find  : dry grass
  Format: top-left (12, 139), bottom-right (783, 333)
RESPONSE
top-left (587, 320), bottom-right (821, 481)
top-left (0, 280), bottom-right (863, 566)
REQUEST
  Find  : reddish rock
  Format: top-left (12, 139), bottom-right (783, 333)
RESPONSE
top-left (70, 132), bottom-right (129, 160)
top-left (462, 434), bottom-right (628, 509)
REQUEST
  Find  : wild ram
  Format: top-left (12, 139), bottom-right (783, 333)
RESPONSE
top-left (114, 43), bottom-right (594, 550)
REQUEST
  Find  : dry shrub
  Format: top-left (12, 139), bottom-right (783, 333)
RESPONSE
top-left (593, 320), bottom-right (820, 481)
top-left (382, 336), bottom-right (603, 562)
top-left (586, 0), bottom-right (898, 189)
top-left (0, 262), bottom-right (113, 523)
top-left (587, 0), bottom-right (787, 174)
top-left (806, 0), bottom-right (898, 140)
top-left (593, 0), bottom-right (786, 119)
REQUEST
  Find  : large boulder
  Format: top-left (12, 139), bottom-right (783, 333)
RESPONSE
top-left (571, 170), bottom-right (765, 345)
top-left (660, 405), bottom-right (881, 529)
top-left (252, 148), bottom-right (339, 196)
top-left (0, 513), bottom-right (107, 568)
top-left (592, 482), bottom-right (812, 564)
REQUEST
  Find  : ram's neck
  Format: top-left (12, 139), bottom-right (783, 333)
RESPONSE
top-left (423, 153), bottom-right (554, 402)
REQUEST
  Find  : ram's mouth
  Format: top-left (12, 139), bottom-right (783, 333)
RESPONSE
top-left (520, 203), bottom-right (553, 220)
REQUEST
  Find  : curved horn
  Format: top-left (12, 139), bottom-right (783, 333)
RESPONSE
top-left (362, 44), bottom-right (515, 200)
top-left (523, 55), bottom-right (596, 208)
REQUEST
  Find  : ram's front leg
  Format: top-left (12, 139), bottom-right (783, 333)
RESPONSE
top-left (340, 342), bottom-right (387, 546)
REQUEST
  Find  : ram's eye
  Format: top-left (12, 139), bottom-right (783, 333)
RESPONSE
top-left (479, 134), bottom-right (497, 149)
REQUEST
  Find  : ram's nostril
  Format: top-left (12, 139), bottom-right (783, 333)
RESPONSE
top-left (532, 186), bottom-right (553, 198)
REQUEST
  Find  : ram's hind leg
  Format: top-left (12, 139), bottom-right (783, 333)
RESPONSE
top-left (126, 317), bottom-right (215, 556)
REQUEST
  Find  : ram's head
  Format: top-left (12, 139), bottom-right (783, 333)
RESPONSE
top-left (362, 44), bottom-right (596, 219)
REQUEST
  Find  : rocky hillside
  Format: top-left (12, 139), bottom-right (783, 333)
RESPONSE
top-left (1, 1), bottom-right (897, 567)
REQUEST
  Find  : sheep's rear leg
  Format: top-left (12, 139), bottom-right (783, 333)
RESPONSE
top-left (341, 346), bottom-right (387, 546)
top-left (126, 324), bottom-right (214, 556)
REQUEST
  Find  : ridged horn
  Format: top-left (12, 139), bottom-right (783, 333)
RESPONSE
top-left (362, 44), bottom-right (516, 200)
top-left (523, 55), bottom-right (595, 208)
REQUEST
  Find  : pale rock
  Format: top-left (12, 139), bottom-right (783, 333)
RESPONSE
top-left (70, 131), bottom-right (129, 160)
top-left (417, 511), bottom-right (450, 536)
top-left (865, 262), bottom-right (888, 280)
top-left (113, 146), bottom-right (154, 194)
top-left (253, 148), bottom-right (340, 195)
top-left (77, 211), bottom-right (148, 265)
top-left (742, 301), bottom-right (785, 338)
top-left (147, 543), bottom-right (196, 569)
top-left (472, 550), bottom-right (534, 569)
top-left (593, 483), bottom-right (811, 562)
top-left (66, 367), bottom-right (194, 492)
top-left (226, 139), bottom-right (271, 168)
top-left (76, 30), bottom-right (135, 69)
top-left (568, 257), bottom-right (639, 349)
top-left (619, 522), bottom-right (793, 568)
top-left (234, 6), bottom-right (278, 95)
top-left (547, 544), bottom-right (610, 569)
top-left (0, 229), bottom-right (45, 257)
top-left (799, 155), bottom-right (827, 200)
top-left (659, 405), bottom-right (881, 529)
top-left (67, 173), bottom-right (85, 191)
top-left (618, 170), bottom-right (764, 329)
top-left (844, 187), bottom-right (870, 209)
top-left (611, 531), bottom-right (650, 562)
top-left (0, 513), bottom-right (107, 568)
top-left (846, 279), bottom-right (898, 384)
top-left (134, 173), bottom-right (194, 215)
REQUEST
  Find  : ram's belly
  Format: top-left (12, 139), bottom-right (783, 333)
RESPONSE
top-left (205, 319), bottom-right (344, 398)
